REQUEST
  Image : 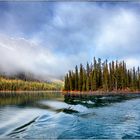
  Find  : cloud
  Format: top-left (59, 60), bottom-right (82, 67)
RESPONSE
top-left (125, 58), bottom-right (140, 69)
top-left (0, 2), bottom-right (140, 80)
top-left (94, 8), bottom-right (140, 60)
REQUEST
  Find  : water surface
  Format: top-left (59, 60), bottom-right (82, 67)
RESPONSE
top-left (0, 92), bottom-right (140, 139)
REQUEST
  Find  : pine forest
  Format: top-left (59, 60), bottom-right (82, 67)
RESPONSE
top-left (64, 57), bottom-right (140, 92)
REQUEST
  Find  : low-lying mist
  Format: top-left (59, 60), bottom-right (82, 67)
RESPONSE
top-left (0, 34), bottom-right (86, 82)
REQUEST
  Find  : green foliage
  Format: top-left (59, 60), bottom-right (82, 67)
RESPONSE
top-left (64, 57), bottom-right (140, 92)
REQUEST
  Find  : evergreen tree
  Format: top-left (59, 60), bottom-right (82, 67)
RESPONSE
top-left (79, 64), bottom-right (83, 91)
top-left (102, 60), bottom-right (109, 91)
top-left (109, 62), bottom-right (113, 91)
top-left (75, 65), bottom-right (79, 90)
top-left (82, 69), bottom-right (86, 91)
top-left (92, 70), bottom-right (97, 90)
top-left (69, 71), bottom-right (73, 91)
top-left (137, 67), bottom-right (140, 90)
top-left (133, 67), bottom-right (137, 90)
top-left (97, 58), bottom-right (102, 88)
top-left (86, 62), bottom-right (90, 77)
top-left (90, 73), bottom-right (93, 91)
top-left (86, 76), bottom-right (89, 91)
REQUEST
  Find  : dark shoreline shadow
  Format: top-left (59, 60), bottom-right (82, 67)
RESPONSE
top-left (64, 93), bottom-right (140, 108)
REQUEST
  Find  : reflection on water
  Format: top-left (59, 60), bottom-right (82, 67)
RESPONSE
top-left (0, 92), bottom-right (63, 106)
top-left (0, 92), bottom-right (140, 139)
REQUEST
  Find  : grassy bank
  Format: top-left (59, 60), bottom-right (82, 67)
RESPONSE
top-left (0, 77), bottom-right (63, 91)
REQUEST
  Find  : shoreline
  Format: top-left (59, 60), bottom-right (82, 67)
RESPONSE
top-left (0, 90), bottom-right (62, 93)
top-left (0, 90), bottom-right (140, 96)
top-left (62, 90), bottom-right (140, 96)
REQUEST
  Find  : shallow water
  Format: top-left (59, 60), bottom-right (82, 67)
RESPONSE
top-left (0, 92), bottom-right (140, 139)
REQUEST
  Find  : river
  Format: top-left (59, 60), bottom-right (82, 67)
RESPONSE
top-left (0, 92), bottom-right (140, 139)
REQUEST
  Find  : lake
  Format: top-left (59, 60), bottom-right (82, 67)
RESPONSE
top-left (0, 92), bottom-right (140, 139)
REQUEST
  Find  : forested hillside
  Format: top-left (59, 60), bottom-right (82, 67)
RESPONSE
top-left (64, 57), bottom-right (140, 92)
top-left (0, 74), bottom-right (62, 91)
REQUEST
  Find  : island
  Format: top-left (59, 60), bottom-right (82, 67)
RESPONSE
top-left (63, 57), bottom-right (140, 95)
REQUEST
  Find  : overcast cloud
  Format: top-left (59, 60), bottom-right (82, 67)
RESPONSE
top-left (0, 2), bottom-right (140, 80)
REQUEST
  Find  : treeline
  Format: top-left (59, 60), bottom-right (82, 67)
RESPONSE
top-left (64, 57), bottom-right (140, 92)
top-left (0, 77), bottom-right (62, 91)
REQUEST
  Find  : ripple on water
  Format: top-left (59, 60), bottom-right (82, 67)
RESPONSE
top-left (38, 100), bottom-right (89, 113)
top-left (22, 112), bottom-right (76, 139)
top-left (8, 117), bottom-right (38, 138)
top-left (0, 94), bottom-right (140, 139)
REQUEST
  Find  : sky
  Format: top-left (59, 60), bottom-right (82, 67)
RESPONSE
top-left (0, 1), bottom-right (140, 80)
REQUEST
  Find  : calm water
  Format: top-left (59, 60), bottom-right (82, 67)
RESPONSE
top-left (0, 92), bottom-right (140, 139)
